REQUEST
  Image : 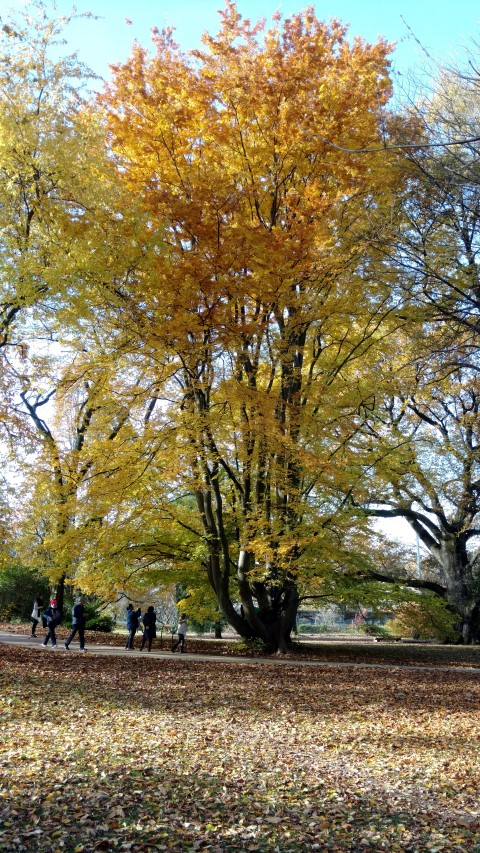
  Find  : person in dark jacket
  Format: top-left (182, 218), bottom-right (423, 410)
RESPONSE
top-left (41, 599), bottom-right (61, 648)
top-left (125, 603), bottom-right (141, 649)
top-left (140, 605), bottom-right (157, 652)
top-left (64, 597), bottom-right (87, 651)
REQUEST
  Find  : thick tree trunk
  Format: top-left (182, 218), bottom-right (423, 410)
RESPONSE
top-left (261, 608), bottom-right (298, 653)
top-left (196, 469), bottom-right (301, 653)
top-left (436, 539), bottom-right (480, 644)
top-left (368, 519), bottom-right (480, 643)
top-left (210, 558), bottom-right (300, 652)
top-left (224, 602), bottom-right (299, 652)
top-left (256, 583), bottom-right (300, 653)
top-left (216, 574), bottom-right (299, 653)
top-left (448, 596), bottom-right (480, 644)
top-left (54, 574), bottom-right (66, 616)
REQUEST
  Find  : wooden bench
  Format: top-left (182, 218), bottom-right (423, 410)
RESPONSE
top-left (372, 635), bottom-right (402, 643)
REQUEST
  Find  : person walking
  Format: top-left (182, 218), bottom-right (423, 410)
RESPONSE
top-left (41, 599), bottom-right (61, 648)
top-left (172, 613), bottom-right (187, 653)
top-left (64, 597), bottom-right (87, 652)
top-left (30, 596), bottom-right (44, 637)
top-left (140, 605), bottom-right (157, 651)
top-left (125, 603), bottom-right (141, 649)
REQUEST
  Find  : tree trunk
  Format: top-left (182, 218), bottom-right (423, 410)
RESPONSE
top-left (257, 582), bottom-right (300, 653)
top-left (435, 537), bottom-right (480, 644)
top-left (368, 517), bottom-right (480, 644)
top-left (230, 578), bottom-right (299, 653)
top-left (211, 569), bottom-right (300, 652)
top-left (449, 599), bottom-right (480, 644)
top-left (262, 611), bottom-right (298, 653)
top-left (54, 574), bottom-right (66, 616)
top-left (197, 473), bottom-right (301, 653)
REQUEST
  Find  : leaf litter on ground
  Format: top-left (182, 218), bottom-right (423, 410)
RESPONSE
top-left (0, 639), bottom-right (479, 852)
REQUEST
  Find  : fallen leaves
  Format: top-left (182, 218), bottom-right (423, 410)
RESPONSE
top-left (0, 644), bottom-right (479, 851)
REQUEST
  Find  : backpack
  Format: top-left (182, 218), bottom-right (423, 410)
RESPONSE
top-left (47, 608), bottom-right (61, 627)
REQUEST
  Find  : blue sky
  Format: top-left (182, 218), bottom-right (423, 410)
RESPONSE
top-left (1, 0), bottom-right (479, 82)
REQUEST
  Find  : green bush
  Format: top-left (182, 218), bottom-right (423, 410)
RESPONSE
top-left (63, 598), bottom-right (115, 633)
top-left (298, 624), bottom-right (337, 634)
top-left (0, 565), bottom-right (50, 622)
top-left (85, 613), bottom-right (115, 633)
top-left (360, 623), bottom-right (391, 638)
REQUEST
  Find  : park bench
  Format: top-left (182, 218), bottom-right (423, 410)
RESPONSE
top-left (372, 635), bottom-right (403, 643)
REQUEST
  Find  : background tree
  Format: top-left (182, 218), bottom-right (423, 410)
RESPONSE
top-left (0, 2), bottom-right (156, 608)
top-left (348, 357), bottom-right (480, 641)
top-left (345, 58), bottom-right (480, 641)
top-left (401, 65), bottom-right (480, 339)
top-left (0, 2), bottom-right (100, 359)
top-left (0, 564), bottom-right (50, 621)
top-left (11, 339), bottom-right (144, 611)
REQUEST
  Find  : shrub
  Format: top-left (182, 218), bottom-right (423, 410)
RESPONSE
top-left (85, 613), bottom-right (115, 633)
top-left (236, 637), bottom-right (270, 655)
top-left (63, 598), bottom-right (115, 633)
top-left (0, 565), bottom-right (50, 622)
top-left (297, 624), bottom-right (347, 634)
top-left (359, 622), bottom-right (395, 638)
top-left (386, 596), bottom-right (458, 642)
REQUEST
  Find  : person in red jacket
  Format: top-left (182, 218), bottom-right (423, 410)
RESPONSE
top-left (41, 599), bottom-right (61, 648)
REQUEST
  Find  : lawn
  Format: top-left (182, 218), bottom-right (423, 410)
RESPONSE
top-left (0, 642), bottom-right (480, 852)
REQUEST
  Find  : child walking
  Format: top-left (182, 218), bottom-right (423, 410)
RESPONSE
top-left (172, 614), bottom-right (187, 653)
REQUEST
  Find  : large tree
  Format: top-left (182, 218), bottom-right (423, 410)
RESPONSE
top-left (94, 3), bottom-right (410, 650)
top-left (12, 347), bottom-right (134, 611)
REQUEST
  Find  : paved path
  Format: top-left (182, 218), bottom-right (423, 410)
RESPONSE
top-left (2, 631), bottom-right (480, 675)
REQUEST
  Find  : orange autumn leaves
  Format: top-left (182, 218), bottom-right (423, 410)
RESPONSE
top-left (101, 5), bottom-right (398, 331)
top-left (96, 2), bottom-right (405, 492)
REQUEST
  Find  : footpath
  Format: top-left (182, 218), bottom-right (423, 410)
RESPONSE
top-left (2, 629), bottom-right (480, 674)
